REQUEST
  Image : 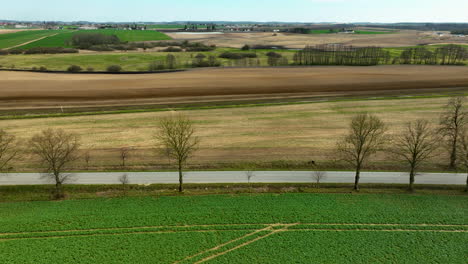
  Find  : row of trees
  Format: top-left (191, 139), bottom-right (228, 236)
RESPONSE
top-left (70, 33), bottom-right (121, 49)
top-left (292, 45), bottom-right (391, 66)
top-left (0, 98), bottom-right (466, 198)
top-left (398, 45), bottom-right (467, 65)
top-left (338, 97), bottom-right (467, 191)
top-left (291, 44), bottom-right (467, 66)
top-left (0, 114), bottom-right (198, 198)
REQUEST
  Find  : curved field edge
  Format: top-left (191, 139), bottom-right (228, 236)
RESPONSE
top-left (0, 194), bottom-right (466, 233)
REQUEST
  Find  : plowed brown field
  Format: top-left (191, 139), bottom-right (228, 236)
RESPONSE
top-left (0, 65), bottom-right (467, 111)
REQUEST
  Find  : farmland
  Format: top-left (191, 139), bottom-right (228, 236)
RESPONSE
top-left (167, 30), bottom-right (468, 49)
top-left (0, 30), bottom-right (56, 49)
top-left (1, 92), bottom-right (467, 172)
top-left (309, 29), bottom-right (394, 34)
top-left (0, 29), bottom-right (171, 50)
top-left (0, 66), bottom-right (467, 111)
top-left (1, 43), bottom-right (466, 72)
top-left (0, 194), bottom-right (466, 263)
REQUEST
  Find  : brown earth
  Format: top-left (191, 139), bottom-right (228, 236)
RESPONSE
top-left (166, 30), bottom-right (468, 49)
top-left (0, 65), bottom-right (467, 111)
top-left (0, 29), bottom-right (31, 35)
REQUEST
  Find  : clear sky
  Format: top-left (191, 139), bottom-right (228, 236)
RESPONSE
top-left (1, 0), bottom-right (467, 23)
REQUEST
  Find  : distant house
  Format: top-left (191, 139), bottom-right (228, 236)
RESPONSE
top-left (338, 29), bottom-right (355, 34)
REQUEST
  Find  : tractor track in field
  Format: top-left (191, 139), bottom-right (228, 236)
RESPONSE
top-left (1, 222), bottom-right (466, 236)
top-left (5, 33), bottom-right (58, 50)
top-left (1, 222), bottom-right (466, 243)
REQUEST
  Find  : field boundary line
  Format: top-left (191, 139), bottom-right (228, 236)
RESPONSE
top-left (6, 33), bottom-right (59, 49)
top-left (173, 225), bottom-right (276, 264)
top-left (291, 228), bottom-right (468, 233)
top-left (193, 223), bottom-right (299, 264)
top-left (1, 224), bottom-right (465, 243)
top-left (0, 223), bottom-right (268, 236)
top-left (1, 222), bottom-right (466, 236)
top-left (0, 229), bottom-right (257, 242)
top-left (297, 223), bottom-right (468, 227)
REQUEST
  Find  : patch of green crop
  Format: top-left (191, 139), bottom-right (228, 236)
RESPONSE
top-left (0, 194), bottom-right (466, 233)
top-left (18, 31), bottom-right (75, 49)
top-left (82, 29), bottom-right (171, 42)
top-left (209, 231), bottom-right (467, 263)
top-left (0, 30), bottom-right (55, 49)
top-left (0, 230), bottom-right (251, 264)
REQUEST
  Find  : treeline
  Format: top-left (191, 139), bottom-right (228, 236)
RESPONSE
top-left (290, 44), bottom-right (467, 66)
top-left (451, 29), bottom-right (468, 35)
top-left (292, 45), bottom-right (390, 66)
top-left (397, 45), bottom-right (467, 65)
top-left (0, 47), bottom-right (78, 55)
top-left (85, 40), bottom-right (216, 52)
top-left (70, 33), bottom-right (120, 49)
top-left (0, 97), bottom-right (466, 199)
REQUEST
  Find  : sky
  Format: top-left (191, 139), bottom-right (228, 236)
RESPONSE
top-left (1, 0), bottom-right (467, 23)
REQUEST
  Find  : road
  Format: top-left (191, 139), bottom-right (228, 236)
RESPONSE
top-left (0, 171), bottom-right (465, 186)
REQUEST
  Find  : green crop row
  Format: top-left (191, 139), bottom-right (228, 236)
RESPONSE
top-left (1, 194), bottom-right (466, 233)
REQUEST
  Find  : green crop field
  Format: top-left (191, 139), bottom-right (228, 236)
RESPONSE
top-left (0, 193), bottom-right (466, 263)
top-left (83, 29), bottom-right (171, 42)
top-left (0, 30), bottom-right (56, 49)
top-left (0, 48), bottom-right (295, 71)
top-left (0, 29), bottom-right (171, 50)
top-left (18, 30), bottom-right (76, 49)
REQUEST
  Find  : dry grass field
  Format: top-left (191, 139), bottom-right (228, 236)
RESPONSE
top-left (167, 30), bottom-right (468, 48)
top-left (0, 29), bottom-right (30, 34)
top-left (1, 96), bottom-right (463, 171)
top-left (1, 66), bottom-right (468, 112)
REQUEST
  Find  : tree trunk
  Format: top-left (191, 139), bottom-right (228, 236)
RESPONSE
top-left (449, 139), bottom-right (457, 169)
top-left (178, 162), bottom-right (183, 193)
top-left (354, 166), bottom-right (361, 191)
top-left (409, 169), bottom-right (415, 192)
top-left (55, 173), bottom-right (63, 199)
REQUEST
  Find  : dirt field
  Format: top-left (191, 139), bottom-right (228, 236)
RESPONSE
top-left (0, 29), bottom-right (30, 35)
top-left (1, 66), bottom-right (467, 111)
top-left (1, 96), bottom-right (462, 171)
top-left (167, 30), bottom-right (468, 48)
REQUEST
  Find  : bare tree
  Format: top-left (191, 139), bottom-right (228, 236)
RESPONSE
top-left (30, 129), bottom-right (80, 199)
top-left (0, 129), bottom-right (18, 172)
top-left (392, 120), bottom-right (439, 192)
top-left (119, 147), bottom-right (131, 168)
top-left (440, 97), bottom-right (467, 169)
top-left (83, 150), bottom-right (91, 170)
top-left (119, 173), bottom-right (130, 193)
top-left (312, 170), bottom-right (327, 188)
top-left (245, 170), bottom-right (254, 184)
top-left (457, 129), bottom-right (468, 192)
top-left (156, 113), bottom-right (199, 192)
top-left (337, 113), bottom-right (387, 191)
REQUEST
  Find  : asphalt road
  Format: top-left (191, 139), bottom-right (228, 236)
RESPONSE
top-left (0, 171), bottom-right (465, 186)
